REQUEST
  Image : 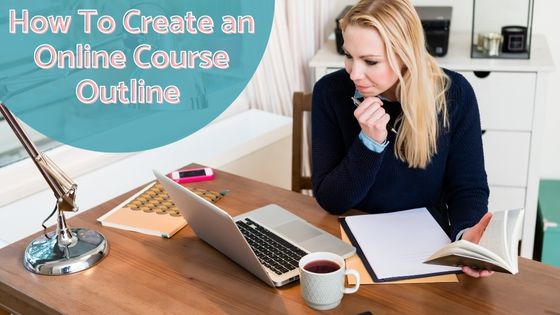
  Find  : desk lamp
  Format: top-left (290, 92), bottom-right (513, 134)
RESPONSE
top-left (0, 103), bottom-right (108, 275)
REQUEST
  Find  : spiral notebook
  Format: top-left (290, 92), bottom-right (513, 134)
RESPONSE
top-left (97, 182), bottom-right (224, 238)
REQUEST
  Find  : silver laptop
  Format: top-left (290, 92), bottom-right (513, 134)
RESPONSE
top-left (154, 170), bottom-right (355, 287)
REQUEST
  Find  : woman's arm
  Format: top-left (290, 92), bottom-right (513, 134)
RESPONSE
top-left (311, 76), bottom-right (385, 214)
top-left (443, 73), bottom-right (490, 239)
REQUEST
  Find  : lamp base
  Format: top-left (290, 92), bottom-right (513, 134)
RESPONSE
top-left (23, 227), bottom-right (108, 275)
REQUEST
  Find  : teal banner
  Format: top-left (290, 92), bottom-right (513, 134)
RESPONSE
top-left (0, 0), bottom-right (274, 152)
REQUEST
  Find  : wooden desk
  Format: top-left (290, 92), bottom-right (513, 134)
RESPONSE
top-left (1, 166), bottom-right (559, 315)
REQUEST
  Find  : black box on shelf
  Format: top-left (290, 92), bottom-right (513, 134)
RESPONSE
top-left (334, 6), bottom-right (452, 58)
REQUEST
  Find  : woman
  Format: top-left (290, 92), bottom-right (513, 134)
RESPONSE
top-left (311, 0), bottom-right (493, 277)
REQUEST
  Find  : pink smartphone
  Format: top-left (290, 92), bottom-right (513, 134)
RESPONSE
top-left (170, 167), bottom-right (214, 183)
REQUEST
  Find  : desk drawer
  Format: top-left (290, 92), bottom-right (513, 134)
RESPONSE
top-left (458, 71), bottom-right (536, 131)
top-left (489, 186), bottom-right (526, 212)
top-left (483, 130), bottom-right (530, 187)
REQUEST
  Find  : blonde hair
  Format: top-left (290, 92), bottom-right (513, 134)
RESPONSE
top-left (340, 0), bottom-right (450, 169)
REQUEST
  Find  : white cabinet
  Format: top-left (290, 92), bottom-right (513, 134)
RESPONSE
top-left (459, 71), bottom-right (536, 131)
top-left (483, 131), bottom-right (530, 188)
top-left (488, 186), bottom-right (526, 214)
top-left (310, 34), bottom-right (554, 258)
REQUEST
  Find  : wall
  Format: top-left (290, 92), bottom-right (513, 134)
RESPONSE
top-left (333, 0), bottom-right (560, 179)
top-left (333, 0), bottom-right (472, 34)
top-left (533, 0), bottom-right (560, 179)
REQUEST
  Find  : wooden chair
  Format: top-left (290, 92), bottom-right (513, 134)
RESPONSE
top-left (291, 92), bottom-right (313, 193)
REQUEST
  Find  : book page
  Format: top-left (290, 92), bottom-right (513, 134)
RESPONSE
top-left (344, 208), bottom-right (460, 281)
top-left (427, 240), bottom-right (510, 272)
top-left (505, 209), bottom-right (524, 273)
top-left (479, 210), bottom-right (509, 262)
top-left (479, 209), bottom-right (524, 270)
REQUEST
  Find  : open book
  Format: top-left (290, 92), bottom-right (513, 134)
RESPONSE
top-left (424, 208), bottom-right (524, 274)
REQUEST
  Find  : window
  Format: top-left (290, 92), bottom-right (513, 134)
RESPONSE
top-left (0, 116), bottom-right (61, 168)
top-left (0, 116), bottom-right (130, 206)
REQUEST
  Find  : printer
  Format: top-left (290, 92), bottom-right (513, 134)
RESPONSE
top-left (334, 6), bottom-right (452, 57)
top-left (416, 6), bottom-right (452, 57)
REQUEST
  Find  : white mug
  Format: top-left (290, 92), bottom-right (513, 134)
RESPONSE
top-left (298, 252), bottom-right (360, 311)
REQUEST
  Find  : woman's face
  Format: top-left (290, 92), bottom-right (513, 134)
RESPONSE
top-left (343, 24), bottom-right (401, 100)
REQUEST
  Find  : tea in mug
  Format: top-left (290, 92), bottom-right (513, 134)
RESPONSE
top-left (304, 260), bottom-right (341, 274)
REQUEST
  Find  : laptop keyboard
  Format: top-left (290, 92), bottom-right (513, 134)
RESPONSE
top-left (236, 218), bottom-right (308, 275)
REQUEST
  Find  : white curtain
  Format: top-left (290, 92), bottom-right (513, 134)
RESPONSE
top-left (243, 0), bottom-right (336, 116)
top-left (241, 0), bottom-right (337, 191)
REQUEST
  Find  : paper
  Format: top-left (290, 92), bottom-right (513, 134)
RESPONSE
top-left (340, 225), bottom-right (458, 284)
top-left (342, 208), bottom-right (460, 282)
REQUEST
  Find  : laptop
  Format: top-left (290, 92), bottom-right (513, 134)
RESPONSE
top-left (153, 170), bottom-right (355, 287)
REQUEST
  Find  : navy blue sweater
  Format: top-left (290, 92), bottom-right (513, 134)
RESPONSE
top-left (311, 69), bottom-right (489, 239)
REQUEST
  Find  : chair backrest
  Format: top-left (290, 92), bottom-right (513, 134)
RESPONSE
top-left (292, 92), bottom-right (313, 193)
